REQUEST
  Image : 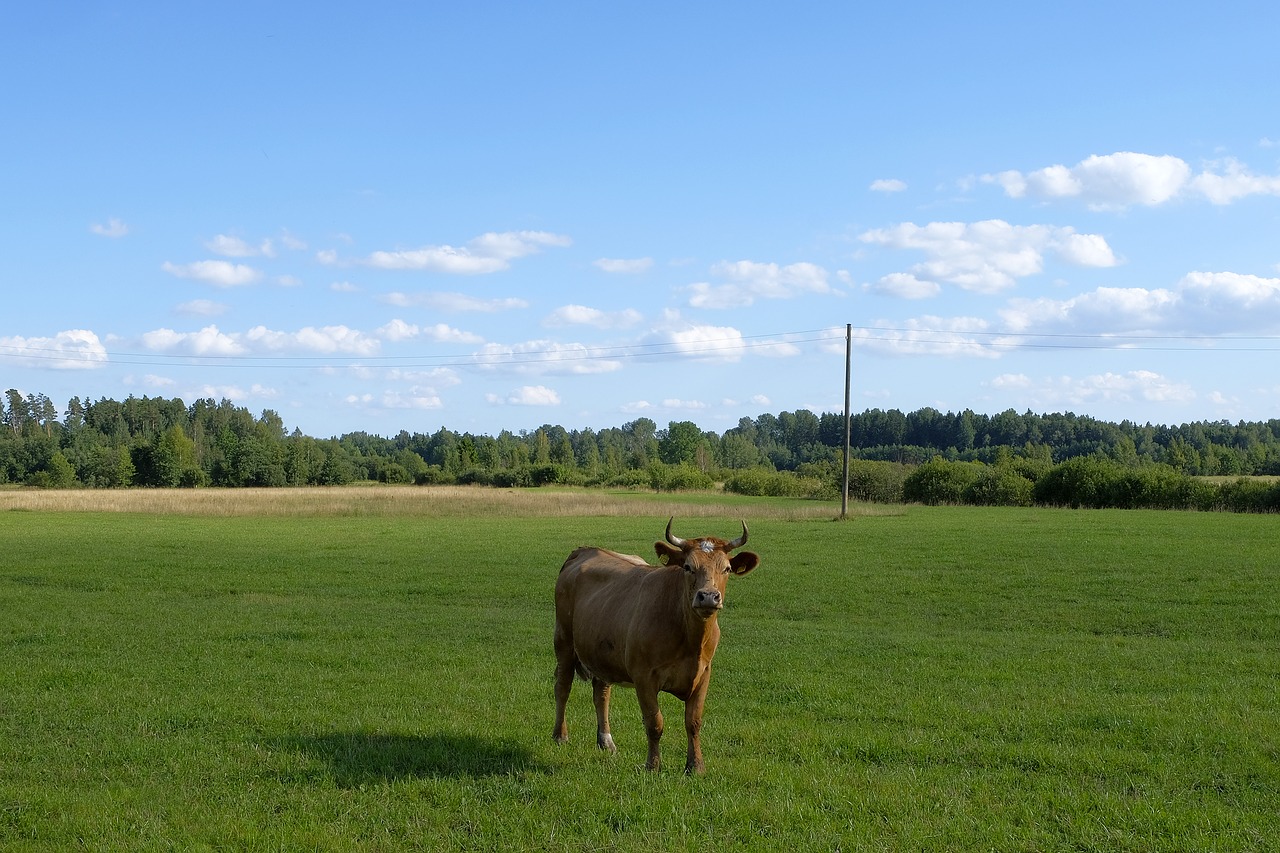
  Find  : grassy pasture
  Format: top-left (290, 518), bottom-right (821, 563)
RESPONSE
top-left (1, 487), bottom-right (1278, 851)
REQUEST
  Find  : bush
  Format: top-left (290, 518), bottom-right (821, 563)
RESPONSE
top-left (725, 468), bottom-right (831, 499)
top-left (902, 458), bottom-right (982, 505)
top-left (1215, 478), bottom-right (1280, 513)
top-left (963, 468), bottom-right (1034, 506)
top-left (648, 463), bottom-right (715, 492)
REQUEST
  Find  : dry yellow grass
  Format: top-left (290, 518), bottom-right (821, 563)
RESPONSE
top-left (0, 484), bottom-right (888, 520)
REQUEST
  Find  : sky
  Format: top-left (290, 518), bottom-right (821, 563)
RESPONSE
top-left (4, 2), bottom-right (1280, 439)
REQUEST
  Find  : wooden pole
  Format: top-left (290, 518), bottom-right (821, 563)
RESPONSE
top-left (841, 323), bottom-right (851, 519)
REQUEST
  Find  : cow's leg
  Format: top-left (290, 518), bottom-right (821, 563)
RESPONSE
top-left (592, 678), bottom-right (617, 753)
top-left (552, 625), bottom-right (575, 744)
top-left (683, 667), bottom-right (712, 775)
top-left (635, 682), bottom-right (664, 771)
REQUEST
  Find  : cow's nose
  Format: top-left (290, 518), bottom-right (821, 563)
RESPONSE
top-left (694, 589), bottom-right (722, 609)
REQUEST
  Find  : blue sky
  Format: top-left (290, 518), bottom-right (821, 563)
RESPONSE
top-left (5, 2), bottom-right (1280, 439)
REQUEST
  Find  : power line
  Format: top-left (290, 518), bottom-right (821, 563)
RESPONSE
top-left (5, 324), bottom-right (1280, 371)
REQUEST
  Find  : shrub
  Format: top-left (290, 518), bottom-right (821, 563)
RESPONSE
top-left (963, 468), bottom-right (1034, 506)
top-left (902, 458), bottom-right (982, 505)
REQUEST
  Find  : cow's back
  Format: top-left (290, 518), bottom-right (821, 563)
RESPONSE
top-left (555, 547), bottom-right (663, 685)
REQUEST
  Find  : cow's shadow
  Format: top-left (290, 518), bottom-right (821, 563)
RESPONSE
top-left (272, 731), bottom-right (546, 786)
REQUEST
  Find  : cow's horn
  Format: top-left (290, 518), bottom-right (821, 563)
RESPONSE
top-left (664, 517), bottom-right (687, 548)
top-left (727, 521), bottom-right (749, 551)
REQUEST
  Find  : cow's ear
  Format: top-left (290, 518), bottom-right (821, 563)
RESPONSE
top-left (654, 541), bottom-right (682, 565)
top-left (730, 551), bottom-right (759, 575)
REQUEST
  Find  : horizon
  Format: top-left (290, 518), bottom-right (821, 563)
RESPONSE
top-left (5, 3), bottom-right (1280, 439)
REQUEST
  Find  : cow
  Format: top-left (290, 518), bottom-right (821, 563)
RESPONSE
top-left (552, 517), bottom-right (761, 774)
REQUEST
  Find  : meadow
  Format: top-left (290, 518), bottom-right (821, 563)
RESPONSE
top-left (1, 486), bottom-right (1277, 851)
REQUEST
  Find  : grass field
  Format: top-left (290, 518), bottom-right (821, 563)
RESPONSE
top-left (2, 487), bottom-right (1277, 850)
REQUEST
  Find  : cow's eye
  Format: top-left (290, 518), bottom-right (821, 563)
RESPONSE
top-left (683, 563), bottom-right (694, 573)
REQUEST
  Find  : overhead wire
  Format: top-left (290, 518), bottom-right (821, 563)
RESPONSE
top-left (4, 324), bottom-right (1280, 371)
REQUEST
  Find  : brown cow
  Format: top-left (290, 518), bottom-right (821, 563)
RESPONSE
top-left (552, 518), bottom-right (760, 774)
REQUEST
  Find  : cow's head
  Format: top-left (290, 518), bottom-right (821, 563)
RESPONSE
top-left (655, 517), bottom-right (760, 618)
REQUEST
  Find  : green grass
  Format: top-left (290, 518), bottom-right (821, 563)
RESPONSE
top-left (2, 499), bottom-right (1278, 850)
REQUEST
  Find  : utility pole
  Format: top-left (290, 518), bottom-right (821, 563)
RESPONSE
top-left (841, 323), bottom-right (851, 519)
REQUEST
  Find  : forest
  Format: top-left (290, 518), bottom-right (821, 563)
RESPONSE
top-left (5, 388), bottom-right (1280, 511)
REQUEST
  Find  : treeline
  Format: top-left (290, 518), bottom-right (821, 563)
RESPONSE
top-left (4, 389), bottom-right (1280, 508)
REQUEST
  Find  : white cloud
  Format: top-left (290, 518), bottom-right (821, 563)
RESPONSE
top-left (871, 272), bottom-right (941, 300)
top-left (659, 323), bottom-right (748, 361)
top-left (1001, 271), bottom-right (1280, 335)
top-left (277, 275), bottom-right (303, 288)
top-left (365, 230), bottom-right (571, 273)
top-left (858, 219), bottom-right (1117, 295)
top-left (870, 178), bottom-right (907, 193)
top-left (141, 324), bottom-right (385, 357)
top-left (174, 299), bottom-right (228, 317)
top-left (0, 329), bottom-right (109, 369)
top-left (330, 281), bottom-right (359, 292)
top-left (987, 152), bottom-right (1191, 209)
top-left (687, 260), bottom-right (833, 308)
top-left (89, 218), bottom-right (129, 238)
top-left (378, 390), bottom-right (444, 410)
top-left (988, 370), bottom-right (1195, 407)
top-left (162, 260), bottom-right (262, 287)
top-left (544, 304), bottom-right (643, 329)
top-left (988, 151), bottom-right (1280, 209)
top-left (316, 249), bottom-right (339, 265)
top-left (189, 383), bottom-right (279, 402)
top-left (375, 319), bottom-right (483, 344)
top-left (660, 398), bottom-right (707, 410)
top-left (852, 316), bottom-right (1004, 358)
top-left (594, 257), bottom-right (653, 274)
top-left (205, 234), bottom-right (275, 258)
top-left (279, 230), bottom-right (308, 251)
top-left (381, 291), bottom-right (530, 312)
top-left (1189, 158), bottom-right (1280, 205)
top-left (141, 325), bottom-right (247, 356)
top-left (244, 325), bottom-right (381, 356)
top-left (474, 340), bottom-right (622, 374)
top-left (496, 384), bottom-right (563, 404)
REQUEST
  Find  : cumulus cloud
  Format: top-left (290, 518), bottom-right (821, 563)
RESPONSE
top-left (184, 383), bottom-right (278, 402)
top-left (1189, 158), bottom-right (1280, 205)
top-left (474, 340), bottom-right (622, 375)
top-left (162, 260), bottom-right (262, 287)
top-left (987, 151), bottom-right (1280, 209)
top-left (90, 218), bottom-right (129, 238)
top-left (544, 304), bottom-right (643, 329)
top-left (140, 324), bottom-right (383, 357)
top-left (594, 257), bottom-right (653, 274)
top-left (141, 325), bottom-right (248, 356)
top-left (375, 390), bottom-right (444, 410)
top-left (375, 319), bottom-right (483, 344)
top-left (986, 152), bottom-right (1190, 209)
top-left (871, 273), bottom-right (942, 300)
top-left (851, 316), bottom-right (1005, 358)
top-left (364, 230), bottom-right (571, 273)
top-left (381, 291), bottom-right (530, 312)
top-left (870, 178), bottom-right (907, 193)
top-left (205, 234), bottom-right (275, 258)
top-left (858, 219), bottom-right (1117, 295)
top-left (0, 329), bottom-right (109, 369)
top-left (686, 260), bottom-right (834, 308)
top-left (487, 385), bottom-right (562, 406)
top-left (1000, 271), bottom-right (1280, 336)
top-left (987, 370), bottom-right (1195, 408)
top-left (244, 325), bottom-right (381, 355)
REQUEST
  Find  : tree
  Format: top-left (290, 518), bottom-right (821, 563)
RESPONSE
top-left (658, 421), bottom-right (703, 466)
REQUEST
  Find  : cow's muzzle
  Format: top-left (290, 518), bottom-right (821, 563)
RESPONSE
top-left (693, 589), bottom-right (723, 613)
